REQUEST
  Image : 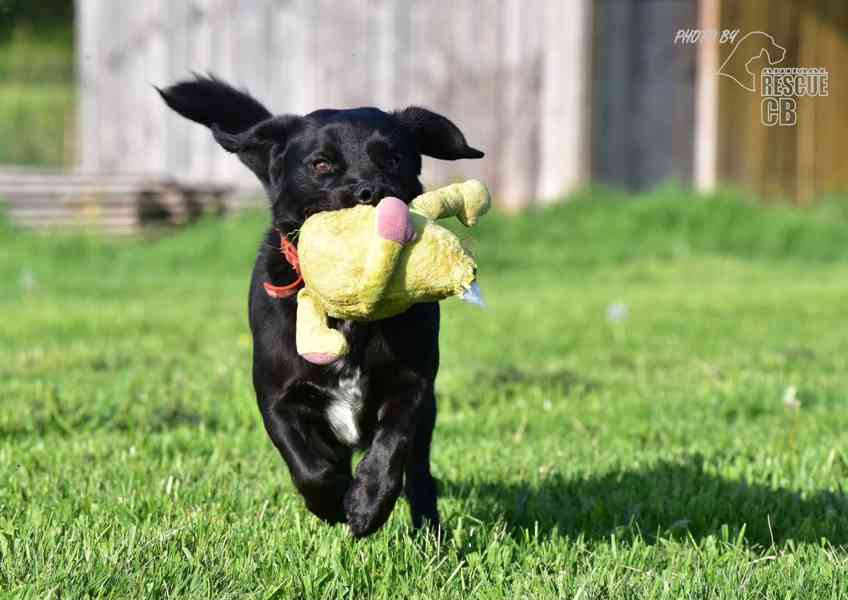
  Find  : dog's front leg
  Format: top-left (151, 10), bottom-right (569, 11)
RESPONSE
top-left (344, 370), bottom-right (426, 537)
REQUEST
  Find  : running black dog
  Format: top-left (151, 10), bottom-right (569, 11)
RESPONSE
top-left (158, 76), bottom-right (483, 537)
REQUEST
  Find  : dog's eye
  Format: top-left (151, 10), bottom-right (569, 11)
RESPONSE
top-left (312, 159), bottom-right (333, 175)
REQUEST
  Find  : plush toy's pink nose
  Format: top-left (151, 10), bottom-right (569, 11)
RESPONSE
top-left (376, 196), bottom-right (416, 244)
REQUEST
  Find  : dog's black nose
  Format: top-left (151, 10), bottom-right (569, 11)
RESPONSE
top-left (355, 184), bottom-right (385, 204)
top-left (358, 187), bottom-right (373, 202)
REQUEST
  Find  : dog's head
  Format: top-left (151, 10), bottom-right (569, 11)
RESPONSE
top-left (158, 76), bottom-right (483, 229)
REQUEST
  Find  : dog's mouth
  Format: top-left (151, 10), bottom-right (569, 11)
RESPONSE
top-left (302, 191), bottom-right (408, 220)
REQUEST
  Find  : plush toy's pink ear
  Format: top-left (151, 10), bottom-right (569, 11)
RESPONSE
top-left (376, 197), bottom-right (416, 244)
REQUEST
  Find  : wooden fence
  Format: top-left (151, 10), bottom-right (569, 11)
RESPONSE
top-left (75, 0), bottom-right (592, 211)
top-left (591, 0), bottom-right (697, 190)
top-left (688, 0), bottom-right (848, 203)
top-left (713, 0), bottom-right (848, 203)
top-left (12, 0), bottom-right (841, 235)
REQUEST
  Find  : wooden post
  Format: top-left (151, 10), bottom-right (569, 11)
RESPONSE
top-left (76, 0), bottom-right (100, 172)
top-left (694, 0), bottom-right (719, 192)
top-left (537, 0), bottom-right (591, 203)
top-left (497, 0), bottom-right (542, 211)
top-left (796, 3), bottom-right (817, 204)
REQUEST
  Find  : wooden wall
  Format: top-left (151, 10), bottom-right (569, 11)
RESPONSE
top-left (75, 0), bottom-right (592, 210)
top-left (716, 0), bottom-right (848, 203)
top-left (591, 0), bottom-right (698, 191)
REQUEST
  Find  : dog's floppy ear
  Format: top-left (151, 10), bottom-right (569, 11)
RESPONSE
top-left (158, 75), bottom-right (297, 186)
top-left (393, 106), bottom-right (484, 160)
top-left (157, 74), bottom-right (272, 134)
top-left (210, 117), bottom-right (298, 186)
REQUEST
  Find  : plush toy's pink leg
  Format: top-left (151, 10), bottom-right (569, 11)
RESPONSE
top-left (302, 352), bottom-right (338, 365)
top-left (376, 196), bottom-right (416, 244)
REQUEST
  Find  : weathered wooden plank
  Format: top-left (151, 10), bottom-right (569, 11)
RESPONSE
top-left (10, 214), bottom-right (140, 226)
top-left (185, 0), bottom-right (216, 184)
top-left (2, 193), bottom-right (153, 205)
top-left (8, 206), bottom-right (139, 218)
top-left (717, 0), bottom-right (804, 202)
top-left (538, 0), bottom-right (591, 202)
top-left (445, 0), bottom-right (500, 198)
top-left (76, 0), bottom-right (100, 171)
top-left (98, 0), bottom-right (132, 173)
top-left (764, 0), bottom-right (801, 203)
top-left (592, 0), bottom-right (697, 191)
top-left (0, 167), bottom-right (231, 236)
top-left (407, 0), bottom-right (454, 190)
top-left (816, 0), bottom-right (848, 196)
top-left (121, 3), bottom-right (147, 175)
top-left (371, 0), bottom-right (397, 109)
top-left (143, 0), bottom-right (170, 176)
top-left (632, 0), bottom-right (696, 189)
top-left (498, 0), bottom-right (543, 210)
top-left (271, 0), bottom-right (315, 116)
top-left (164, 0), bottom-right (193, 178)
top-left (591, 0), bottom-right (637, 188)
top-left (237, 0), bottom-right (271, 102)
top-left (336, 1), bottom-right (373, 107)
top-left (694, 0), bottom-right (719, 192)
top-left (211, 0), bottom-right (245, 186)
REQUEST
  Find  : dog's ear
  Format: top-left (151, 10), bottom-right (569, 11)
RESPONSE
top-left (210, 117), bottom-right (298, 186)
top-left (393, 106), bottom-right (484, 160)
top-left (158, 75), bottom-right (297, 186)
top-left (157, 75), bottom-right (272, 134)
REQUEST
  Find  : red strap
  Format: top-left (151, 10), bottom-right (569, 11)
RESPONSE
top-left (263, 233), bottom-right (304, 299)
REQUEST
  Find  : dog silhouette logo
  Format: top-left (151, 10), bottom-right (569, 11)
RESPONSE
top-left (718, 31), bottom-right (787, 92)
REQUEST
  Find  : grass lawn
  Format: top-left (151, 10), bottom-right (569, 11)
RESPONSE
top-left (0, 28), bottom-right (75, 166)
top-left (2, 188), bottom-right (847, 598)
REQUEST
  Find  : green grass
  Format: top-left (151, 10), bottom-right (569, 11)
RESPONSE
top-left (0, 26), bottom-right (75, 166)
top-left (2, 187), bottom-right (848, 598)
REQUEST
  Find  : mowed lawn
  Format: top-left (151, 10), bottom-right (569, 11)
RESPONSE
top-left (2, 189), bottom-right (848, 599)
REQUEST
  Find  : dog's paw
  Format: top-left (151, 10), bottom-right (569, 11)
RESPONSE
top-left (343, 476), bottom-right (401, 538)
top-left (343, 481), bottom-right (378, 538)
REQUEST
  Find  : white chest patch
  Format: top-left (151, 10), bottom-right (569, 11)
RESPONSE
top-left (325, 368), bottom-right (364, 446)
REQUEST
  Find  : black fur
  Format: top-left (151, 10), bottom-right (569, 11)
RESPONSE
top-left (159, 75), bottom-right (483, 537)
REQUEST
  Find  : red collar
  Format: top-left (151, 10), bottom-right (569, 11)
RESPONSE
top-left (263, 231), bottom-right (304, 299)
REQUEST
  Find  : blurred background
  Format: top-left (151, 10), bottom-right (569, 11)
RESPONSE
top-left (4, 4), bottom-right (848, 591)
top-left (1, 0), bottom-right (846, 231)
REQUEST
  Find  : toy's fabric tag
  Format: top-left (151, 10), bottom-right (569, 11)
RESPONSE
top-left (460, 280), bottom-right (486, 308)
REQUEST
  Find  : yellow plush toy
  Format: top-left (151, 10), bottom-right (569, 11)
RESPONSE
top-left (286, 180), bottom-right (490, 364)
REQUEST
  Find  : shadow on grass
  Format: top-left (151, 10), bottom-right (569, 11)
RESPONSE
top-left (444, 456), bottom-right (848, 548)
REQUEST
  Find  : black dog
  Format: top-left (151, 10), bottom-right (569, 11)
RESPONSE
top-left (159, 76), bottom-right (483, 537)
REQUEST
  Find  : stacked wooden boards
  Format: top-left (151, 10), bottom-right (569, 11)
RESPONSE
top-left (0, 169), bottom-right (236, 234)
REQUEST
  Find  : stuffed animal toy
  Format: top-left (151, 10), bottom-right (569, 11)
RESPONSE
top-left (275, 179), bottom-right (490, 364)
